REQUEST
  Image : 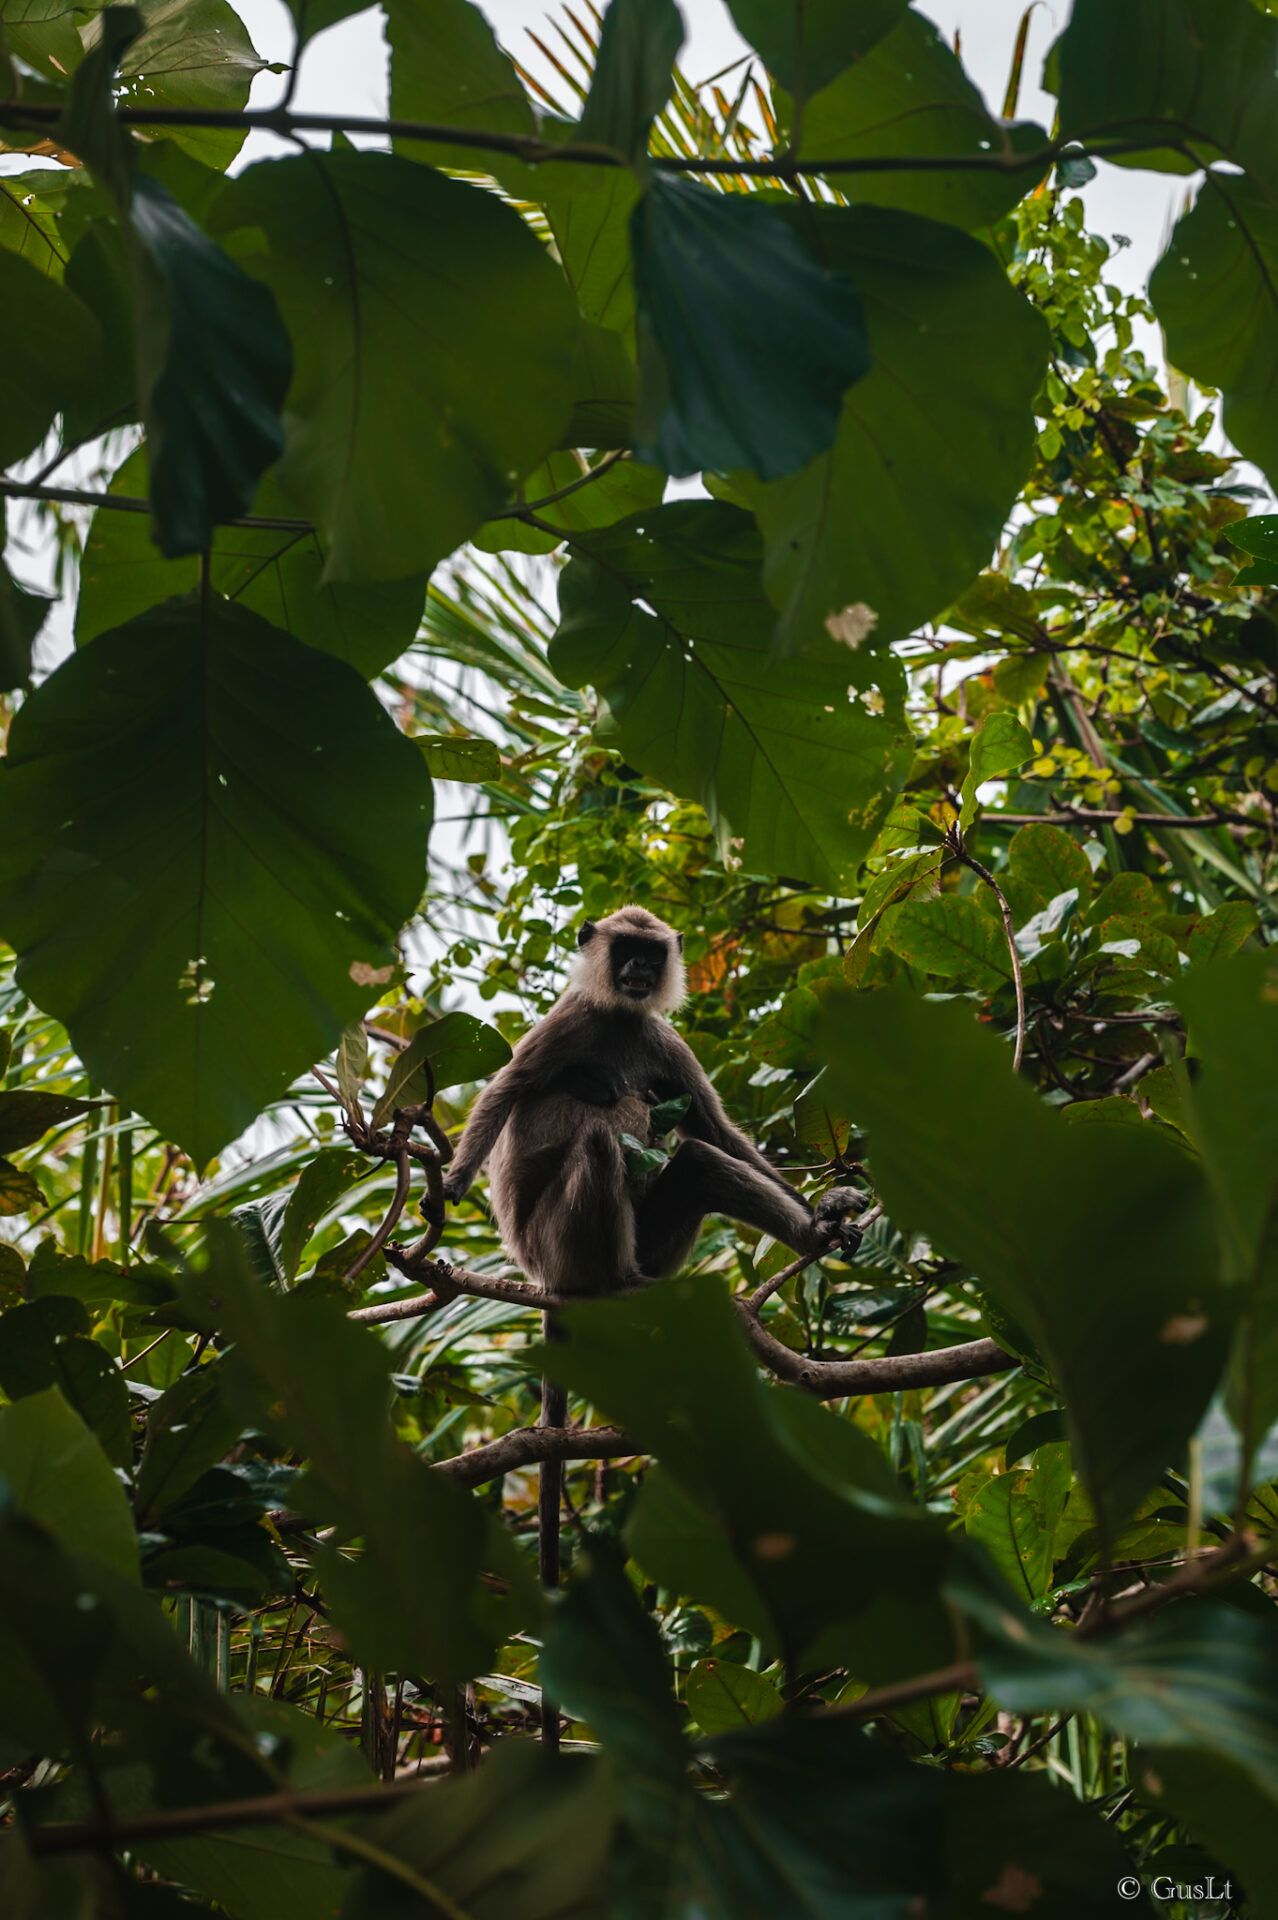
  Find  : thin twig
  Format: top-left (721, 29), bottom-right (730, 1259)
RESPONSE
top-left (743, 1203), bottom-right (882, 1315)
top-left (436, 1422), bottom-right (634, 1488)
top-left (0, 99), bottom-right (1162, 178)
top-left (822, 1660), bottom-right (978, 1724)
top-left (952, 838), bottom-right (1027, 1073)
top-left (0, 476), bottom-right (312, 532)
top-left (343, 1147), bottom-right (412, 1283)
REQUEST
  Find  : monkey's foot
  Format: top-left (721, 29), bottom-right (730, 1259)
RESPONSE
top-left (814, 1186), bottom-right (865, 1263)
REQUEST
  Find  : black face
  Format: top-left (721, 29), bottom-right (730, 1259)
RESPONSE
top-left (609, 934), bottom-right (667, 1001)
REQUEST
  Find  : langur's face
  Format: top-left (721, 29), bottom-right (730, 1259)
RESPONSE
top-left (609, 934), bottom-right (669, 1002)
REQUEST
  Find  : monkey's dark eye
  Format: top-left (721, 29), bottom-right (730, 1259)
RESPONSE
top-left (577, 921), bottom-right (597, 948)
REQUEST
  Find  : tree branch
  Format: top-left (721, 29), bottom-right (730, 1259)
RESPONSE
top-left (736, 1307), bottom-right (1016, 1398)
top-left (26, 1772), bottom-right (447, 1854)
top-left (436, 1422), bottom-right (633, 1488)
top-left (0, 475), bottom-right (312, 532)
top-left (0, 101), bottom-right (1160, 180)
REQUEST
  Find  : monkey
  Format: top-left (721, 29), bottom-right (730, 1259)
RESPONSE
top-left (440, 906), bottom-right (863, 1747)
top-left (441, 904), bottom-right (862, 1291)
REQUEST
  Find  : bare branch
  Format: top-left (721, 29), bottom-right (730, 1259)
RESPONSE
top-left (951, 838), bottom-right (1027, 1074)
top-left (736, 1307), bottom-right (1016, 1398)
top-left (436, 1422), bottom-right (634, 1488)
top-left (0, 476), bottom-right (311, 532)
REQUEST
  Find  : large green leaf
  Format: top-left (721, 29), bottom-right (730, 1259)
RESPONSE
top-left (575, 0), bottom-right (682, 165)
top-left (141, 1698), bottom-right (363, 1920)
top-left (0, 594), bottom-right (432, 1166)
top-left (370, 1011), bottom-right (512, 1127)
top-left (544, 163), bottom-right (640, 338)
top-left (549, 501), bottom-right (912, 890)
top-left (725, 0), bottom-right (907, 98)
top-left (210, 150), bottom-right (578, 581)
top-left (821, 991), bottom-right (1228, 1538)
top-left (384, 0), bottom-right (540, 194)
top-left (884, 895), bottom-right (1012, 991)
top-left (543, 1275), bottom-right (946, 1666)
top-left (0, 1386), bottom-right (137, 1578)
top-left (188, 1225), bottom-right (512, 1683)
top-left (737, 204), bottom-right (1048, 652)
top-left (631, 172), bottom-right (870, 480)
top-left (957, 1557), bottom-right (1278, 1812)
top-left (76, 449), bottom-right (427, 677)
top-left (109, 0), bottom-right (267, 171)
top-left (1175, 956), bottom-right (1278, 1489)
top-left (1056, 0), bottom-right (1278, 183)
top-left (0, 245), bottom-right (101, 465)
top-left (342, 1741), bottom-right (613, 1920)
top-left (1150, 172), bottom-right (1278, 495)
top-left (0, 1297), bottom-right (132, 1466)
top-left (472, 448), bottom-right (665, 555)
top-left (57, 12), bottom-right (292, 554)
top-left (788, 11), bottom-right (1048, 229)
top-left (130, 175), bottom-right (292, 557)
top-left (0, 560), bottom-right (51, 693)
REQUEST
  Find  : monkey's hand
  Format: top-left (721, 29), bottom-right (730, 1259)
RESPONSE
top-left (441, 1169), bottom-right (471, 1208)
top-left (814, 1186), bottom-right (864, 1263)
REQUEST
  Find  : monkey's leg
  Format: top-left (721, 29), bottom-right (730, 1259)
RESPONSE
top-left (539, 1312), bottom-right (565, 1752)
top-left (634, 1139), bottom-right (851, 1277)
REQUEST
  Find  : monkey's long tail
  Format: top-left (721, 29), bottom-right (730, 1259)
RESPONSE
top-left (539, 1307), bottom-right (565, 1752)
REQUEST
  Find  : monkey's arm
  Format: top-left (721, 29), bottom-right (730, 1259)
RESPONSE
top-left (661, 1033), bottom-right (797, 1192)
top-left (441, 1066), bottom-right (523, 1201)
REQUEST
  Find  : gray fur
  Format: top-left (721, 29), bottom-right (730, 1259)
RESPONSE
top-left (443, 906), bottom-right (860, 1293)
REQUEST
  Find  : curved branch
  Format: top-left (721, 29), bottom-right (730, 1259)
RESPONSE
top-left (735, 1307), bottom-right (1016, 1399)
top-left (436, 1423), bottom-right (633, 1488)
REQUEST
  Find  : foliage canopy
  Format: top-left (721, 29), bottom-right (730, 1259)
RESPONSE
top-left (2, 0), bottom-right (1278, 1912)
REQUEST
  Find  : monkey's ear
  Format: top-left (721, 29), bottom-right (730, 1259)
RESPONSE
top-left (675, 932), bottom-right (684, 952)
top-left (577, 921), bottom-right (597, 948)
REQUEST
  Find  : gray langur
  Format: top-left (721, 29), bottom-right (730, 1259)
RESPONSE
top-left (442, 904), bottom-right (862, 1289)
top-left (442, 906), bottom-right (863, 1747)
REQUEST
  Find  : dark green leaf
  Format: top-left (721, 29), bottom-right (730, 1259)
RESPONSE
top-left (960, 711), bottom-right (1033, 826)
top-left (0, 1300), bottom-right (132, 1466)
top-left (0, 594), bottom-right (432, 1167)
top-left (341, 1740), bottom-right (613, 1920)
top-left (884, 896), bottom-right (1012, 990)
top-left (550, 501), bottom-right (912, 891)
top-left (0, 1090), bottom-right (103, 1154)
top-left (416, 735), bottom-right (503, 782)
top-left (726, 0), bottom-right (906, 98)
top-left (1226, 513), bottom-right (1278, 588)
top-left (543, 1276), bottom-right (947, 1664)
top-left (544, 163), bottom-right (640, 338)
top-left (280, 1147), bottom-right (369, 1281)
top-left (631, 171), bottom-right (870, 480)
top-left (1057, 0), bottom-right (1278, 183)
top-left (789, 11), bottom-right (1048, 228)
top-left (1008, 822), bottom-right (1093, 905)
top-left (0, 245), bottom-right (101, 466)
top-left (943, 1767), bottom-right (1141, 1918)
top-left (384, 0), bottom-right (540, 195)
top-left (77, 449), bottom-right (427, 678)
top-left (135, 1362), bottom-right (243, 1521)
top-left (576, 0), bottom-right (682, 165)
top-left (685, 1657), bottom-right (783, 1734)
top-left (0, 1159), bottom-right (44, 1216)
top-left (822, 990), bottom-right (1228, 1538)
top-left (140, 1697), bottom-right (364, 1919)
top-left (1175, 955), bottom-right (1278, 1475)
top-left (130, 175), bottom-right (292, 556)
top-left (189, 1224), bottom-right (507, 1682)
top-left (738, 205), bottom-right (1048, 652)
top-left (61, 215), bottom-right (136, 442)
top-left (957, 1560), bottom-right (1278, 1811)
top-left (371, 1012), bottom-right (512, 1129)
top-left (0, 1386), bottom-right (137, 1577)
top-left (112, 0), bottom-right (267, 171)
top-left (1151, 173), bottom-right (1278, 495)
top-left (1137, 1747), bottom-right (1278, 1916)
top-left (211, 151), bottom-right (578, 580)
top-left (472, 447), bottom-right (665, 555)
top-left (0, 561), bottom-right (50, 694)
